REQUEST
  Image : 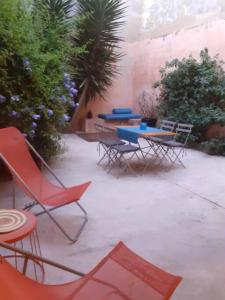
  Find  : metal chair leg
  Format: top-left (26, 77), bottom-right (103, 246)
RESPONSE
top-left (33, 201), bottom-right (88, 244)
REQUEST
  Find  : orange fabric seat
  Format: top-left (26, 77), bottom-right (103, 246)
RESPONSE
top-left (0, 127), bottom-right (91, 242)
top-left (0, 242), bottom-right (182, 300)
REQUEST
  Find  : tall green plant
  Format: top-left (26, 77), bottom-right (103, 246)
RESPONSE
top-left (155, 49), bottom-right (225, 146)
top-left (35, 0), bottom-right (74, 24)
top-left (69, 0), bottom-right (126, 130)
top-left (0, 0), bottom-right (75, 160)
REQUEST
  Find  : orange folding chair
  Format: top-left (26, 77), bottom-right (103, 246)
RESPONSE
top-left (0, 241), bottom-right (182, 300)
top-left (0, 127), bottom-right (91, 243)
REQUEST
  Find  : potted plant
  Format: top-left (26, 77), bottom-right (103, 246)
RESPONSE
top-left (138, 91), bottom-right (157, 127)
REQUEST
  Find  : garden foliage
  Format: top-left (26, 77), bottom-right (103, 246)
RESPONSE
top-left (155, 49), bottom-right (225, 154)
top-left (201, 138), bottom-right (225, 156)
top-left (70, 0), bottom-right (126, 107)
top-left (35, 0), bottom-right (74, 25)
top-left (0, 0), bottom-right (77, 160)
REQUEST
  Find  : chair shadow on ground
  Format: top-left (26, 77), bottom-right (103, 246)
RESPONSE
top-left (36, 211), bottom-right (87, 245)
top-left (100, 155), bottom-right (183, 178)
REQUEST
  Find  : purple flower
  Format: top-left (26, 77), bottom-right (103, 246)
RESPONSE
top-left (32, 114), bottom-right (41, 120)
top-left (70, 81), bottom-right (76, 87)
top-left (47, 109), bottom-right (54, 117)
top-left (0, 95), bottom-right (6, 103)
top-left (76, 102), bottom-right (79, 107)
top-left (60, 95), bottom-right (67, 102)
top-left (11, 95), bottom-right (20, 102)
top-left (69, 101), bottom-right (76, 108)
top-left (63, 73), bottom-right (70, 81)
top-left (70, 88), bottom-right (78, 95)
top-left (31, 122), bottom-right (37, 128)
top-left (63, 114), bottom-right (70, 122)
top-left (23, 58), bottom-right (30, 67)
top-left (10, 110), bottom-right (19, 118)
top-left (23, 58), bottom-right (32, 73)
top-left (64, 83), bottom-right (71, 90)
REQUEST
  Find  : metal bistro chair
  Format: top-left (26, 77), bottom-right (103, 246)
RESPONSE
top-left (108, 128), bottom-right (143, 175)
top-left (159, 123), bottom-right (193, 168)
top-left (143, 120), bottom-right (176, 163)
top-left (0, 241), bottom-right (182, 300)
top-left (0, 127), bottom-right (91, 243)
top-left (95, 123), bottom-right (125, 168)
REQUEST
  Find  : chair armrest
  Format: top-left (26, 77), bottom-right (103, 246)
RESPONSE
top-left (0, 241), bottom-right (85, 277)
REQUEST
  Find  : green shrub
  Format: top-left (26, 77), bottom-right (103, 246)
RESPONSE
top-left (155, 49), bottom-right (225, 150)
top-left (201, 138), bottom-right (225, 156)
top-left (0, 0), bottom-right (77, 160)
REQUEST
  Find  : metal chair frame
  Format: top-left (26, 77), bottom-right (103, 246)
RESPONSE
top-left (0, 139), bottom-right (88, 244)
top-left (0, 241), bottom-right (85, 277)
top-left (107, 144), bottom-right (142, 175)
top-left (143, 120), bottom-right (177, 170)
top-left (157, 123), bottom-right (193, 168)
top-left (107, 129), bottom-right (145, 176)
top-left (95, 123), bottom-right (125, 168)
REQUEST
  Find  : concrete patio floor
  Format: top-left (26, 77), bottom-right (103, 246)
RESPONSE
top-left (1, 133), bottom-right (225, 299)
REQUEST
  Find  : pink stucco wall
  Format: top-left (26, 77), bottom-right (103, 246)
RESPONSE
top-left (86, 42), bottom-right (135, 117)
top-left (87, 19), bottom-right (225, 121)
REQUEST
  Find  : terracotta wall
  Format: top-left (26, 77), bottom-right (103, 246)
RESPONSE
top-left (88, 19), bottom-right (225, 119)
top-left (86, 42), bottom-right (135, 118)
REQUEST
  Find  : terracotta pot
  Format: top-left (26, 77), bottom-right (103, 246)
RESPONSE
top-left (205, 124), bottom-right (225, 139)
top-left (141, 117), bottom-right (158, 127)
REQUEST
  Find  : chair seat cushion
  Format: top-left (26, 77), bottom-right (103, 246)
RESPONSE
top-left (112, 108), bottom-right (132, 114)
top-left (112, 144), bottom-right (139, 153)
top-left (148, 137), bottom-right (163, 143)
top-left (148, 136), bottom-right (174, 143)
top-left (99, 139), bottom-right (125, 147)
top-left (162, 140), bottom-right (184, 147)
top-left (98, 113), bottom-right (142, 120)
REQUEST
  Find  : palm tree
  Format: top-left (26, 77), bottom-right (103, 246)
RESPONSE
top-left (69, 0), bottom-right (126, 131)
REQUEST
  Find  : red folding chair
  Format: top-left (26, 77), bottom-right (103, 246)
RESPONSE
top-left (0, 241), bottom-right (182, 300)
top-left (0, 127), bottom-right (91, 243)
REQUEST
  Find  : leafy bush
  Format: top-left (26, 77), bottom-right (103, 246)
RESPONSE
top-left (201, 138), bottom-right (225, 156)
top-left (36, 0), bottom-right (74, 25)
top-left (155, 49), bottom-right (225, 149)
top-left (0, 0), bottom-right (77, 160)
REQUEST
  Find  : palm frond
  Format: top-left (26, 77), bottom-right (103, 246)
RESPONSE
top-left (36, 0), bottom-right (75, 24)
top-left (71, 0), bottom-right (126, 106)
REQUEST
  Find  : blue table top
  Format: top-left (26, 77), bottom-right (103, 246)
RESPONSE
top-left (116, 126), bottom-right (169, 143)
top-left (118, 126), bottom-right (166, 135)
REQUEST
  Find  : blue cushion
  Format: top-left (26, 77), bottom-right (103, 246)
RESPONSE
top-left (98, 113), bottom-right (142, 120)
top-left (112, 108), bottom-right (132, 114)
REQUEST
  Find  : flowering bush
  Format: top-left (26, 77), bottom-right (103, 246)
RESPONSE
top-left (0, 0), bottom-right (77, 160)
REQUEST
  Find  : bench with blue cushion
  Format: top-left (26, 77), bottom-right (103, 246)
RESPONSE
top-left (98, 108), bottom-right (142, 121)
